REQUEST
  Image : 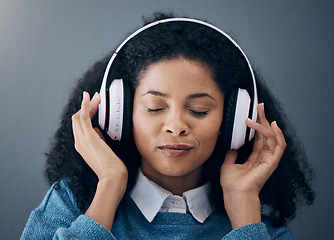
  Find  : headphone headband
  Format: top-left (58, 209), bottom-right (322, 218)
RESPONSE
top-left (99, 17), bottom-right (258, 147)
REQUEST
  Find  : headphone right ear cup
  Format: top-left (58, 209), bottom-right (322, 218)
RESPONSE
top-left (221, 88), bottom-right (238, 149)
top-left (121, 79), bottom-right (133, 140)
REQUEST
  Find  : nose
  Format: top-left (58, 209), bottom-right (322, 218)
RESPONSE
top-left (163, 109), bottom-right (189, 136)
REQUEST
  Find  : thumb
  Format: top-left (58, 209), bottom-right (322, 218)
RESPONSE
top-left (223, 150), bottom-right (238, 165)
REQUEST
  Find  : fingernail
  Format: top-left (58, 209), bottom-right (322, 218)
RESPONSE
top-left (83, 91), bottom-right (88, 99)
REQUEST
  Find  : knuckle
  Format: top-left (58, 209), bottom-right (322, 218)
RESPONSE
top-left (79, 111), bottom-right (89, 122)
top-left (280, 135), bottom-right (287, 147)
top-left (268, 132), bottom-right (276, 138)
top-left (283, 141), bottom-right (287, 148)
top-left (79, 112), bottom-right (85, 120)
top-left (87, 129), bottom-right (98, 140)
top-left (71, 113), bottom-right (77, 121)
top-left (74, 142), bottom-right (80, 151)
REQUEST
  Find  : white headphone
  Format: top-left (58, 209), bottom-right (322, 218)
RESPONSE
top-left (98, 18), bottom-right (258, 149)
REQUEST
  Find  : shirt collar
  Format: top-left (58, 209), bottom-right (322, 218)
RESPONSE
top-left (130, 169), bottom-right (215, 223)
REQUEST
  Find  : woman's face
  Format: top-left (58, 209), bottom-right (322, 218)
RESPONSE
top-left (132, 58), bottom-right (224, 186)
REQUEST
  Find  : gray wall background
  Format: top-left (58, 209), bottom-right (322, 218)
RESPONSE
top-left (1, 0), bottom-right (333, 239)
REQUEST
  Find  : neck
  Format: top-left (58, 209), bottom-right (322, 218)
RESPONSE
top-left (141, 167), bottom-right (203, 196)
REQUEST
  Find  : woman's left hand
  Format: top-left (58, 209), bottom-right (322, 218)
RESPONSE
top-left (220, 103), bottom-right (286, 229)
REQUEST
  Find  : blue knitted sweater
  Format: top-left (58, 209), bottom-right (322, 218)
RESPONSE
top-left (21, 179), bottom-right (295, 239)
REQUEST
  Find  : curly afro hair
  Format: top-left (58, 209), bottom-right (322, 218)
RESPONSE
top-left (45, 12), bottom-right (314, 227)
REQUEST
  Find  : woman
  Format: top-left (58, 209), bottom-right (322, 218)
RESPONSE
top-left (21, 13), bottom-right (314, 239)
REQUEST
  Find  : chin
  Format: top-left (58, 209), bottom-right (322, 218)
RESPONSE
top-left (155, 163), bottom-right (202, 178)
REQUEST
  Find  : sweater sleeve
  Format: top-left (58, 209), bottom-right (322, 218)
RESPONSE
top-left (222, 222), bottom-right (295, 240)
top-left (20, 180), bottom-right (116, 240)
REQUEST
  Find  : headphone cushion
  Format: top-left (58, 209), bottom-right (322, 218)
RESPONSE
top-left (222, 88), bottom-right (238, 149)
top-left (121, 79), bottom-right (133, 140)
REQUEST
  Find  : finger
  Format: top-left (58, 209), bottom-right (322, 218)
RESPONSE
top-left (266, 121), bottom-right (280, 151)
top-left (247, 118), bottom-right (277, 152)
top-left (223, 150), bottom-right (238, 165)
top-left (80, 91), bottom-right (94, 133)
top-left (72, 113), bottom-right (81, 136)
top-left (250, 103), bottom-right (273, 151)
top-left (246, 118), bottom-right (275, 141)
top-left (257, 103), bottom-right (270, 127)
top-left (89, 92), bottom-right (101, 119)
top-left (247, 117), bottom-right (263, 152)
top-left (272, 121), bottom-right (287, 161)
top-left (72, 111), bottom-right (84, 151)
top-left (257, 104), bottom-right (278, 150)
top-left (247, 104), bottom-right (272, 139)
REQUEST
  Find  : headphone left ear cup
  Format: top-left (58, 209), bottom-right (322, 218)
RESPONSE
top-left (230, 89), bottom-right (251, 149)
top-left (120, 79), bottom-right (133, 140)
top-left (221, 88), bottom-right (251, 149)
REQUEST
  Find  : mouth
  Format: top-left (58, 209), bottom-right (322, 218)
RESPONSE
top-left (157, 144), bottom-right (194, 157)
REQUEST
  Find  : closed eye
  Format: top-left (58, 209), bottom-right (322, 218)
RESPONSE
top-left (188, 109), bottom-right (209, 116)
top-left (147, 108), bottom-right (209, 116)
top-left (147, 108), bottom-right (167, 112)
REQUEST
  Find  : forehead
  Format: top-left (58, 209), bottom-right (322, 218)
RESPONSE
top-left (136, 58), bottom-right (222, 97)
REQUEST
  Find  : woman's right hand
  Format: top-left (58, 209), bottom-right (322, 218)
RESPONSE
top-left (72, 91), bottom-right (128, 230)
top-left (72, 91), bottom-right (128, 183)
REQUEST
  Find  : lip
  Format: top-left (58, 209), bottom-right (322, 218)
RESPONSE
top-left (157, 144), bottom-right (194, 157)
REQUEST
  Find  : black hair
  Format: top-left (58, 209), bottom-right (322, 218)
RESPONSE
top-left (45, 12), bottom-right (314, 227)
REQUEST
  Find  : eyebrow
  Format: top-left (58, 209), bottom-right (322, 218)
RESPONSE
top-left (187, 93), bottom-right (216, 100)
top-left (142, 90), bottom-right (216, 100)
top-left (142, 90), bottom-right (169, 97)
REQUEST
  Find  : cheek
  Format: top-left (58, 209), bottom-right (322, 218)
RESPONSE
top-left (133, 117), bottom-right (147, 158)
top-left (199, 124), bottom-right (220, 146)
top-left (132, 107), bottom-right (157, 154)
top-left (133, 108), bottom-right (147, 143)
top-left (195, 115), bottom-right (223, 150)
